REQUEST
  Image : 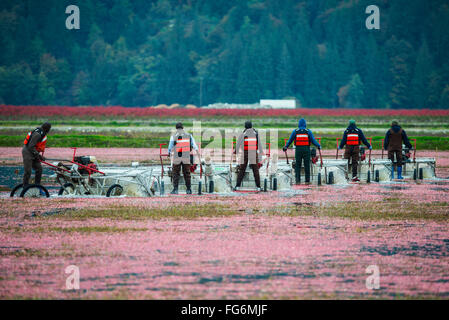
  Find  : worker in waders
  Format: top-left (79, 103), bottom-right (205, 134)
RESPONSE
top-left (283, 118), bottom-right (321, 184)
top-left (338, 119), bottom-right (371, 182)
top-left (233, 121), bottom-right (263, 191)
top-left (22, 122), bottom-right (51, 186)
top-left (384, 120), bottom-right (413, 179)
top-left (168, 122), bottom-right (200, 194)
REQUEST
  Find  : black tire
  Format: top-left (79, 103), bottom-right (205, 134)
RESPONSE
top-left (106, 184), bottom-right (123, 197)
top-left (328, 172), bottom-right (334, 185)
top-left (375, 170), bottom-right (380, 182)
top-left (10, 183), bottom-right (24, 197)
top-left (209, 180), bottom-right (214, 193)
top-left (58, 183), bottom-right (76, 196)
top-left (20, 184), bottom-right (50, 198)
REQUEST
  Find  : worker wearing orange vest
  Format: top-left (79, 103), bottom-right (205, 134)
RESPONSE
top-left (338, 119), bottom-right (371, 182)
top-left (234, 121), bottom-right (263, 191)
top-left (283, 118), bottom-right (321, 184)
top-left (22, 122), bottom-right (51, 186)
top-left (168, 122), bottom-right (200, 194)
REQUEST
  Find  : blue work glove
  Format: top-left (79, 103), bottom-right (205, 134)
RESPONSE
top-left (338, 146), bottom-right (343, 150)
top-left (282, 146), bottom-right (288, 152)
top-left (369, 146), bottom-right (372, 150)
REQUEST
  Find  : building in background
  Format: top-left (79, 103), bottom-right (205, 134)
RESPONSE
top-left (260, 99), bottom-right (297, 109)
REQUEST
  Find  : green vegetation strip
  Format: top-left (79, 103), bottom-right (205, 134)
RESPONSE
top-left (26, 201), bottom-right (449, 221)
top-left (0, 134), bottom-right (165, 148)
top-left (272, 200), bottom-right (449, 221)
top-left (2, 134), bottom-right (449, 149)
top-left (38, 204), bottom-right (241, 220)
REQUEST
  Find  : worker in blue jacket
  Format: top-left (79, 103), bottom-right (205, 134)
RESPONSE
top-left (283, 118), bottom-right (321, 184)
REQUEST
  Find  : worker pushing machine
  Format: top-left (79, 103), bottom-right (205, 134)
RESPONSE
top-left (22, 122), bottom-right (51, 186)
top-left (338, 119), bottom-right (371, 182)
top-left (384, 120), bottom-right (413, 179)
top-left (234, 121), bottom-right (263, 191)
top-left (283, 118), bottom-right (321, 184)
top-left (168, 122), bottom-right (200, 194)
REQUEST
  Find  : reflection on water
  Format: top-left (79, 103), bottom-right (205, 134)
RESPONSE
top-left (0, 166), bottom-right (54, 189)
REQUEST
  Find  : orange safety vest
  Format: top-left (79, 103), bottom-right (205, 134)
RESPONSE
top-left (175, 136), bottom-right (191, 153)
top-left (24, 128), bottom-right (47, 152)
top-left (244, 137), bottom-right (258, 151)
top-left (36, 136), bottom-right (47, 152)
top-left (347, 133), bottom-right (359, 146)
top-left (295, 129), bottom-right (309, 146)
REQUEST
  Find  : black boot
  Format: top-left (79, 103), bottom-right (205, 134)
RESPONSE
top-left (171, 188), bottom-right (178, 194)
top-left (186, 189), bottom-right (192, 194)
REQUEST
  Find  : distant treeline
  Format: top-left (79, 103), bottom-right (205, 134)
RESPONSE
top-left (0, 0), bottom-right (448, 108)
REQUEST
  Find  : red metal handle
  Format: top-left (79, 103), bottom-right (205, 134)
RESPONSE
top-left (71, 147), bottom-right (77, 161)
top-left (70, 160), bottom-right (105, 175)
top-left (40, 160), bottom-right (71, 173)
top-left (159, 143), bottom-right (169, 157)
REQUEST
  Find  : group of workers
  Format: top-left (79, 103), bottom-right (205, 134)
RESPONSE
top-left (282, 118), bottom-right (412, 183)
top-left (22, 119), bottom-right (412, 191)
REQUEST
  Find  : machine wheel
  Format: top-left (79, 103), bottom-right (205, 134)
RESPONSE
top-left (327, 172), bottom-right (334, 185)
top-left (106, 184), bottom-right (123, 197)
top-left (20, 184), bottom-right (50, 198)
top-left (419, 168), bottom-right (424, 180)
top-left (209, 180), bottom-right (214, 193)
top-left (10, 183), bottom-right (24, 197)
top-left (375, 170), bottom-right (380, 182)
top-left (58, 183), bottom-right (76, 196)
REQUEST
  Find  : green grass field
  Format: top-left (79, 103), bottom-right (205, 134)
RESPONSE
top-left (1, 117), bottom-right (448, 149)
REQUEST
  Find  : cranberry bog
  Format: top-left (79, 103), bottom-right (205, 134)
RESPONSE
top-left (1, 149), bottom-right (449, 299)
top-left (1, 107), bottom-right (449, 299)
